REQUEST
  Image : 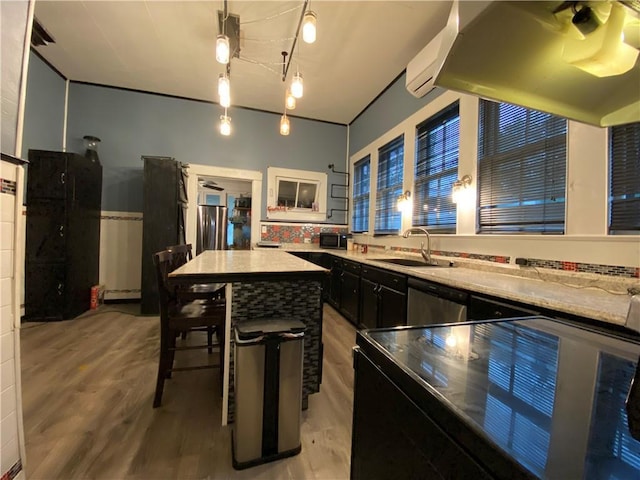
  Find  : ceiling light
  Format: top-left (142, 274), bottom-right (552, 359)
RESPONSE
top-left (291, 72), bottom-right (303, 99)
top-left (280, 113), bottom-right (290, 136)
top-left (218, 73), bottom-right (230, 98)
top-left (220, 112), bottom-right (231, 136)
top-left (216, 34), bottom-right (230, 64)
top-left (302, 11), bottom-right (317, 44)
top-left (286, 91), bottom-right (296, 110)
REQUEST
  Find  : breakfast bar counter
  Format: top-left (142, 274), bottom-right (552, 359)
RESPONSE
top-left (169, 250), bottom-right (328, 424)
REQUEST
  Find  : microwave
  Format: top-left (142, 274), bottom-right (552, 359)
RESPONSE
top-left (319, 233), bottom-right (348, 249)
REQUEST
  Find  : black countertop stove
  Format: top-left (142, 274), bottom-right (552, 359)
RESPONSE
top-left (358, 316), bottom-right (640, 479)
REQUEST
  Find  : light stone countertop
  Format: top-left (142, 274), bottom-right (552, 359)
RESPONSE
top-left (256, 244), bottom-right (636, 327)
top-left (169, 249), bottom-right (327, 283)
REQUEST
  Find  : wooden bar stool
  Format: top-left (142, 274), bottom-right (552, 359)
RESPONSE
top-left (152, 250), bottom-right (226, 408)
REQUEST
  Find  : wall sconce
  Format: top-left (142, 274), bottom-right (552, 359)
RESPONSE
top-left (452, 175), bottom-right (472, 204)
top-left (397, 190), bottom-right (412, 214)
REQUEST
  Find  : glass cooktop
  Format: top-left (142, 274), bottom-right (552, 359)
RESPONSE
top-left (363, 317), bottom-right (640, 479)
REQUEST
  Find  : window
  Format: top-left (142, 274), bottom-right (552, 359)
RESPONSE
top-left (266, 167), bottom-right (327, 221)
top-left (477, 100), bottom-right (567, 234)
top-left (352, 155), bottom-right (370, 233)
top-left (277, 180), bottom-right (318, 209)
top-left (609, 122), bottom-right (640, 234)
top-left (413, 102), bottom-right (459, 232)
top-left (375, 135), bottom-right (404, 234)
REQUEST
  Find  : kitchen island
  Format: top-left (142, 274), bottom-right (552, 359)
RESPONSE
top-left (352, 317), bottom-right (640, 479)
top-left (169, 250), bottom-right (328, 425)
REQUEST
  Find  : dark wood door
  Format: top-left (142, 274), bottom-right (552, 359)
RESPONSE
top-left (359, 278), bottom-right (378, 329)
top-left (378, 285), bottom-right (407, 328)
top-left (340, 271), bottom-right (360, 325)
top-left (26, 150), bottom-right (67, 200)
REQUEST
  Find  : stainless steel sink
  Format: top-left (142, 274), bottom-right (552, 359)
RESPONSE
top-left (376, 258), bottom-right (442, 267)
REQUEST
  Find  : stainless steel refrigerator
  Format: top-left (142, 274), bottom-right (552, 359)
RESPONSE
top-left (196, 205), bottom-right (228, 254)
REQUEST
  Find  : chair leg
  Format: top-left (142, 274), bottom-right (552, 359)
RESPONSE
top-left (166, 331), bottom-right (177, 379)
top-left (207, 326), bottom-right (213, 354)
top-left (181, 331), bottom-right (188, 340)
top-left (154, 325), bottom-right (171, 408)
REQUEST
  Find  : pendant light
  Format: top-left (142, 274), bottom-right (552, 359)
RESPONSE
top-left (220, 110), bottom-right (231, 136)
top-left (280, 112), bottom-right (290, 136)
top-left (302, 11), bottom-right (317, 44)
top-left (216, 34), bottom-right (230, 64)
top-left (285, 90), bottom-right (296, 110)
top-left (218, 73), bottom-right (231, 107)
top-left (291, 71), bottom-right (303, 99)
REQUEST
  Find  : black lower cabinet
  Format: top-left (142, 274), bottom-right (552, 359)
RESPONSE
top-left (339, 260), bottom-right (361, 325)
top-left (351, 348), bottom-right (493, 480)
top-left (329, 257), bottom-right (342, 309)
top-left (359, 266), bottom-right (406, 329)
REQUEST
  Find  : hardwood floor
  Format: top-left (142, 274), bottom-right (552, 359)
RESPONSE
top-left (20, 303), bottom-right (356, 479)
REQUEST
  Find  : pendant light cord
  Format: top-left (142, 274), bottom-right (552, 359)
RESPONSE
top-left (282, 0), bottom-right (309, 81)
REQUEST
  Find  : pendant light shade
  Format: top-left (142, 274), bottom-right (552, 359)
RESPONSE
top-left (280, 114), bottom-right (290, 136)
top-left (220, 114), bottom-right (231, 136)
top-left (291, 72), bottom-right (303, 99)
top-left (285, 91), bottom-right (296, 110)
top-left (302, 11), bottom-right (317, 44)
top-left (216, 34), bottom-right (230, 64)
top-left (218, 73), bottom-right (230, 98)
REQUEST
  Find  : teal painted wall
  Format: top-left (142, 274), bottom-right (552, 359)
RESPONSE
top-left (66, 83), bottom-right (348, 220)
top-left (22, 52), bottom-right (67, 158)
top-left (348, 72), bottom-right (445, 156)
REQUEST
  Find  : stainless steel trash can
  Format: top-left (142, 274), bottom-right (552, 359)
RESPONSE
top-left (232, 319), bottom-right (305, 470)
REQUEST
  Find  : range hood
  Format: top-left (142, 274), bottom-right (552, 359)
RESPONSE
top-left (406, 1), bottom-right (640, 127)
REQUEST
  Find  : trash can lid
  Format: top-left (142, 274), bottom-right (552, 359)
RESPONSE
top-left (235, 319), bottom-right (306, 340)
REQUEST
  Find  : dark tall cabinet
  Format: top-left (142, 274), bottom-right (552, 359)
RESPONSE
top-left (25, 150), bottom-right (102, 321)
top-left (140, 156), bottom-right (188, 315)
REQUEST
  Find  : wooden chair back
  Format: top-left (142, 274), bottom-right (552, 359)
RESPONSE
top-left (166, 243), bottom-right (193, 270)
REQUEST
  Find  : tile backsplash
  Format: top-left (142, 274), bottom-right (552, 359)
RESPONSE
top-left (261, 223), bottom-right (347, 244)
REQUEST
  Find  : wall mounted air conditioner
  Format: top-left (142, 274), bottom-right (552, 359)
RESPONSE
top-left (406, 0), bottom-right (459, 98)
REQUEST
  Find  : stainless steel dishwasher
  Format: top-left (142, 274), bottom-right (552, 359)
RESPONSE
top-left (407, 277), bottom-right (469, 326)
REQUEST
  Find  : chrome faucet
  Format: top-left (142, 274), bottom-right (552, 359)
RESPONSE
top-left (402, 227), bottom-right (433, 265)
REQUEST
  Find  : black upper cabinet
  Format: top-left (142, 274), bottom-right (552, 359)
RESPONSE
top-left (140, 156), bottom-right (188, 315)
top-left (25, 150), bottom-right (102, 321)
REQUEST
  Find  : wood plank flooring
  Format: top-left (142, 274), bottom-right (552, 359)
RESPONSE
top-left (20, 303), bottom-right (356, 479)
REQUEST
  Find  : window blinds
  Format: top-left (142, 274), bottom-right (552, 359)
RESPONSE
top-left (477, 100), bottom-right (567, 234)
top-left (413, 102), bottom-right (459, 232)
top-left (375, 135), bottom-right (404, 234)
top-left (609, 122), bottom-right (640, 234)
top-left (352, 155), bottom-right (370, 233)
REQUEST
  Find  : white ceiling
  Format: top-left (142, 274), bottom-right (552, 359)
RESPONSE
top-left (32, 0), bottom-right (452, 125)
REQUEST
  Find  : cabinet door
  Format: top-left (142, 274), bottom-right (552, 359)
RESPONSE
top-left (359, 278), bottom-right (379, 329)
top-left (25, 202), bottom-right (66, 262)
top-left (27, 150), bottom-right (68, 200)
top-left (351, 350), bottom-right (493, 480)
top-left (329, 259), bottom-right (342, 308)
top-left (378, 285), bottom-right (407, 328)
top-left (340, 271), bottom-right (360, 325)
top-left (25, 262), bottom-right (65, 320)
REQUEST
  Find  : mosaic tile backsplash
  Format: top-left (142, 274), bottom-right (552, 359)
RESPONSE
top-left (261, 223), bottom-right (348, 244)
top-left (364, 244), bottom-right (639, 279)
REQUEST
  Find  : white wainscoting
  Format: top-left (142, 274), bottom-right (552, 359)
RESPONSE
top-left (99, 211), bottom-right (143, 301)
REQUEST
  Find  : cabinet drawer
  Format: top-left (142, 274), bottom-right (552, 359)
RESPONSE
top-left (361, 266), bottom-right (406, 292)
top-left (343, 260), bottom-right (361, 275)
